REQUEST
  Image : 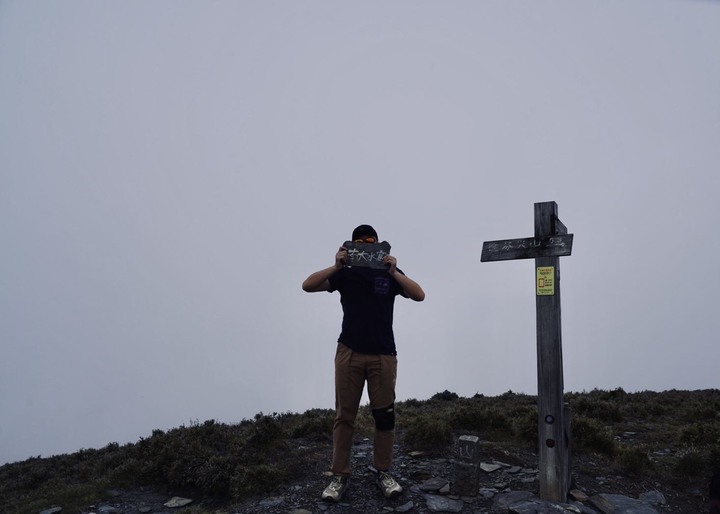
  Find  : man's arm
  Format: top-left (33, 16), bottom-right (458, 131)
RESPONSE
top-left (302, 247), bottom-right (347, 293)
top-left (384, 255), bottom-right (425, 302)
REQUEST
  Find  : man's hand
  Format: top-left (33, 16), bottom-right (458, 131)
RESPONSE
top-left (302, 247), bottom-right (347, 293)
top-left (335, 246), bottom-right (348, 269)
top-left (383, 254), bottom-right (398, 275)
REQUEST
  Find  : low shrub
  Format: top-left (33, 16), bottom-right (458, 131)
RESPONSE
top-left (571, 415), bottom-right (615, 457)
top-left (289, 409), bottom-right (334, 440)
top-left (512, 408), bottom-right (538, 444)
top-left (230, 463), bottom-right (291, 498)
top-left (571, 397), bottom-right (624, 423)
top-left (448, 404), bottom-right (511, 434)
top-left (681, 421), bottom-right (720, 447)
top-left (672, 447), bottom-right (708, 478)
top-left (402, 416), bottom-right (453, 452)
top-left (613, 445), bottom-right (655, 475)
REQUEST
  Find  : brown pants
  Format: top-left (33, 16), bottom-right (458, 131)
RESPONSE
top-left (332, 343), bottom-right (397, 476)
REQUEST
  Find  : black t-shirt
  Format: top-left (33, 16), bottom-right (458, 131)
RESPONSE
top-left (328, 265), bottom-right (405, 355)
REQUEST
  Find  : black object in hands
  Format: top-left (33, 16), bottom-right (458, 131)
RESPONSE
top-left (343, 241), bottom-right (392, 269)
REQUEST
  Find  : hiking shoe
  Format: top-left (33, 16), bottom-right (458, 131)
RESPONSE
top-left (376, 470), bottom-right (402, 498)
top-left (321, 475), bottom-right (348, 502)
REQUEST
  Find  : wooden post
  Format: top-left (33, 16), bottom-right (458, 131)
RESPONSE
top-left (480, 201), bottom-right (573, 501)
top-left (534, 202), bottom-right (569, 502)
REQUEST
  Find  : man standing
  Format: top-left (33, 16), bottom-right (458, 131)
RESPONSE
top-left (302, 224), bottom-right (425, 502)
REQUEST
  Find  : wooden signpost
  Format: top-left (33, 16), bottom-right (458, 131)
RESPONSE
top-left (481, 201), bottom-right (574, 502)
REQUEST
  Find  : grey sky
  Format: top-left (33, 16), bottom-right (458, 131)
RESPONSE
top-left (1, 1), bottom-right (718, 465)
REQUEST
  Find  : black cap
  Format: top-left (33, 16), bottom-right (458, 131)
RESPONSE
top-left (352, 224), bottom-right (378, 241)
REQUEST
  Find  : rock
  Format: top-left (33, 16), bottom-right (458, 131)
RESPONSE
top-left (395, 501), bottom-right (414, 512)
top-left (479, 487), bottom-right (498, 498)
top-left (589, 493), bottom-right (660, 514)
top-left (480, 462), bottom-right (503, 473)
top-left (565, 503), bottom-right (601, 514)
top-left (639, 490), bottom-right (666, 506)
top-left (419, 477), bottom-right (450, 492)
top-left (493, 490), bottom-right (537, 510)
top-left (503, 498), bottom-right (598, 514)
top-left (163, 496), bottom-right (193, 508)
top-left (424, 494), bottom-right (464, 512)
top-left (258, 496), bottom-right (284, 508)
top-left (39, 508), bottom-right (62, 514)
top-left (506, 499), bottom-right (542, 513)
top-left (569, 489), bottom-right (589, 502)
top-left (507, 499), bottom-right (568, 513)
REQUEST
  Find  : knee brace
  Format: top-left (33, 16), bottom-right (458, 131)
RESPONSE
top-left (372, 403), bottom-right (396, 431)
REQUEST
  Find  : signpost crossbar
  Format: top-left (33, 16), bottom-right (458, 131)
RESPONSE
top-left (481, 234), bottom-right (573, 262)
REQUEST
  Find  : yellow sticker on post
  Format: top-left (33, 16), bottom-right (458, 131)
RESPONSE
top-left (536, 266), bottom-right (555, 295)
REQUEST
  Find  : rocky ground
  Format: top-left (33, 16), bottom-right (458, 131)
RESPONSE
top-left (71, 436), bottom-right (711, 514)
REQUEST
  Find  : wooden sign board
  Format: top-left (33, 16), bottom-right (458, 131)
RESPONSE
top-left (481, 234), bottom-right (573, 262)
top-left (343, 241), bottom-right (391, 269)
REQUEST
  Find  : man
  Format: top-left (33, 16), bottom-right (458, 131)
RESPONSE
top-left (302, 224), bottom-right (425, 502)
